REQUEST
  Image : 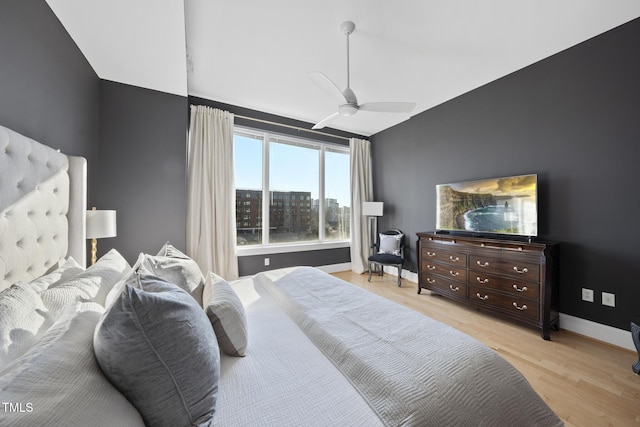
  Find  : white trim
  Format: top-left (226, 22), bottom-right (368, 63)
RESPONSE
top-left (316, 263), bottom-right (352, 274)
top-left (383, 268), bottom-right (635, 352)
top-left (237, 240), bottom-right (350, 256)
top-left (559, 313), bottom-right (634, 352)
top-left (381, 266), bottom-right (419, 284)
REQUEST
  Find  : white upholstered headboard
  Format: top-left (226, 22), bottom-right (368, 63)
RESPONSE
top-left (0, 125), bottom-right (86, 291)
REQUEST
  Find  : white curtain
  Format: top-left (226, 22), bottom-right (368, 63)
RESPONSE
top-left (187, 105), bottom-right (239, 280)
top-left (349, 138), bottom-right (373, 274)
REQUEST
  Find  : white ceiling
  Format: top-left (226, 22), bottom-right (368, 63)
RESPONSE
top-left (47, 1), bottom-right (640, 137)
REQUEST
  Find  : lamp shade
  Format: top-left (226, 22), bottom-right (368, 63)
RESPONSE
top-left (86, 210), bottom-right (117, 239)
top-left (362, 201), bottom-right (384, 216)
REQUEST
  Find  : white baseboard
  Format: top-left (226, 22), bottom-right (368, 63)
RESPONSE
top-left (382, 267), bottom-right (635, 352)
top-left (559, 313), bottom-right (634, 351)
top-left (317, 262), bottom-right (352, 274)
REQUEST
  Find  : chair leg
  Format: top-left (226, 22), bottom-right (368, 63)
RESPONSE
top-left (397, 265), bottom-right (402, 287)
top-left (367, 263), bottom-right (372, 282)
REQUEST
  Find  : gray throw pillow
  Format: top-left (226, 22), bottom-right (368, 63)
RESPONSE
top-left (203, 272), bottom-right (248, 357)
top-left (379, 233), bottom-right (403, 255)
top-left (93, 273), bottom-right (219, 427)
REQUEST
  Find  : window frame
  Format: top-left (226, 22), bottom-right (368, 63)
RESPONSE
top-left (234, 126), bottom-right (350, 256)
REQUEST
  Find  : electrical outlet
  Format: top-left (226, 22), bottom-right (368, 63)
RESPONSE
top-left (602, 292), bottom-right (615, 307)
top-left (581, 288), bottom-right (594, 302)
top-left (264, 257), bottom-right (270, 266)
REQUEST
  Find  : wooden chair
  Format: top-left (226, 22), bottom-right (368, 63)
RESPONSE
top-left (368, 229), bottom-right (405, 287)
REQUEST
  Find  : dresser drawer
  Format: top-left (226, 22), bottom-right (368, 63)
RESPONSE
top-left (420, 273), bottom-right (467, 301)
top-left (470, 271), bottom-right (540, 301)
top-left (469, 255), bottom-right (539, 282)
top-left (421, 247), bottom-right (467, 267)
top-left (421, 261), bottom-right (468, 282)
top-left (469, 285), bottom-right (539, 321)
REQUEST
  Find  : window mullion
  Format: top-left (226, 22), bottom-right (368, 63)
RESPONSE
top-left (319, 145), bottom-right (325, 242)
top-left (262, 133), bottom-right (270, 246)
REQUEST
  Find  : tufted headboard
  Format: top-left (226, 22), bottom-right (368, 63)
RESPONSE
top-left (0, 125), bottom-right (86, 291)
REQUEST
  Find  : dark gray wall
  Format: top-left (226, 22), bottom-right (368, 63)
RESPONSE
top-left (0, 0), bottom-right (99, 200)
top-left (239, 247), bottom-right (351, 274)
top-left (97, 81), bottom-right (188, 263)
top-left (371, 18), bottom-right (640, 331)
top-left (189, 96), bottom-right (363, 276)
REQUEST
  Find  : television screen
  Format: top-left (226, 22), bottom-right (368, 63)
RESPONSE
top-left (436, 174), bottom-right (538, 237)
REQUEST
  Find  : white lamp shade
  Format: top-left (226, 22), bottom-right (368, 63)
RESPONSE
top-left (86, 210), bottom-right (117, 239)
top-left (362, 202), bottom-right (384, 217)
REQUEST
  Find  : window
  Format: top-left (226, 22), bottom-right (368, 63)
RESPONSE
top-left (234, 127), bottom-right (350, 248)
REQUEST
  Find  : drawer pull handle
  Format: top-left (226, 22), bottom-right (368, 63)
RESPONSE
top-left (513, 266), bottom-right (529, 274)
top-left (427, 278), bottom-right (436, 284)
top-left (449, 255), bottom-right (460, 262)
top-left (476, 293), bottom-right (489, 301)
top-left (449, 270), bottom-right (459, 277)
top-left (428, 237), bottom-right (433, 241)
top-left (512, 285), bottom-right (528, 292)
top-left (512, 302), bottom-right (528, 311)
top-left (449, 285), bottom-right (460, 292)
top-left (476, 277), bottom-right (489, 284)
top-left (427, 251), bottom-right (436, 257)
top-left (427, 265), bottom-right (436, 271)
top-left (476, 260), bottom-right (490, 267)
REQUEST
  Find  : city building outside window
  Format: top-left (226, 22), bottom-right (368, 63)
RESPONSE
top-left (234, 127), bottom-right (350, 248)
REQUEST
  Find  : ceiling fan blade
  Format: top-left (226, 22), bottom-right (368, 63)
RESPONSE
top-left (358, 102), bottom-right (416, 113)
top-left (309, 72), bottom-right (347, 104)
top-left (312, 112), bottom-right (340, 130)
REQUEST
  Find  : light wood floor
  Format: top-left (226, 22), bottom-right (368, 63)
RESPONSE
top-left (332, 271), bottom-right (640, 427)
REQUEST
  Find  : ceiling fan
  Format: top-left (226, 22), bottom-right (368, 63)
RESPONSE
top-left (310, 21), bottom-right (415, 130)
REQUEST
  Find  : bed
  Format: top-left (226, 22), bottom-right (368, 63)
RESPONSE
top-left (0, 124), bottom-right (563, 426)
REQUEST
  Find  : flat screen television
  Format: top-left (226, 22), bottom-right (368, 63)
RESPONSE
top-left (436, 173), bottom-right (538, 237)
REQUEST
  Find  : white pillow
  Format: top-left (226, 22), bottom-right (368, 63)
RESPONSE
top-left (141, 243), bottom-right (204, 306)
top-left (40, 249), bottom-right (130, 315)
top-left (21, 257), bottom-right (84, 292)
top-left (0, 302), bottom-right (144, 426)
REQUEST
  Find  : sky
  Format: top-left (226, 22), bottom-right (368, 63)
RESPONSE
top-left (234, 134), bottom-right (351, 207)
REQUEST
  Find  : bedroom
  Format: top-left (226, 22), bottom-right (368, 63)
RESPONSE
top-left (1, 0), bottom-right (639, 425)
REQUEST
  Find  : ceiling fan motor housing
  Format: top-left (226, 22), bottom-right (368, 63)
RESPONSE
top-left (338, 103), bottom-right (358, 116)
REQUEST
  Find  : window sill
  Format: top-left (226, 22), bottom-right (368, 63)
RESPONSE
top-left (236, 240), bottom-right (350, 256)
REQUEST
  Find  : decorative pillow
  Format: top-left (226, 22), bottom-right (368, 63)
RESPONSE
top-left (0, 285), bottom-right (52, 368)
top-left (378, 233), bottom-right (403, 255)
top-left (21, 256), bottom-right (84, 292)
top-left (140, 242), bottom-right (204, 306)
top-left (93, 273), bottom-right (219, 427)
top-left (40, 249), bottom-right (130, 315)
top-left (103, 254), bottom-right (142, 311)
top-left (203, 272), bottom-right (248, 357)
top-left (0, 302), bottom-right (144, 426)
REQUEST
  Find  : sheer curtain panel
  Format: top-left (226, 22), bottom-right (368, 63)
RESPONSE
top-left (187, 105), bottom-right (239, 280)
top-left (349, 138), bottom-right (373, 274)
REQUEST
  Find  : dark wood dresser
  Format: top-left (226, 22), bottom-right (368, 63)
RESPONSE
top-left (417, 231), bottom-right (559, 340)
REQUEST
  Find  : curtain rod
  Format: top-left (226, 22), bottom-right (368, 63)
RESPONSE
top-left (234, 114), bottom-right (352, 142)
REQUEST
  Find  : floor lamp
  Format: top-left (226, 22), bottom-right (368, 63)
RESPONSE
top-left (362, 201), bottom-right (384, 260)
